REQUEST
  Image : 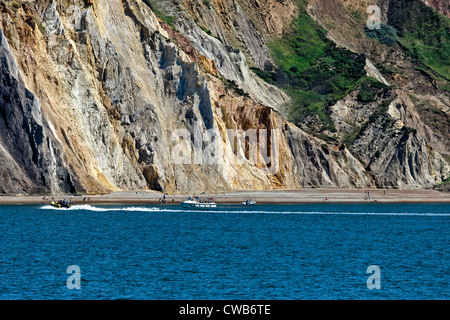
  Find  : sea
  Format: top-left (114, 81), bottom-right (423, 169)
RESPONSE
top-left (0, 202), bottom-right (448, 300)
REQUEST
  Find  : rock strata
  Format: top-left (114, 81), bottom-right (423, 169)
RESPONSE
top-left (0, 0), bottom-right (447, 195)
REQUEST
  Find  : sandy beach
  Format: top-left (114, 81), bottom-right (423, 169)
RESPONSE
top-left (0, 188), bottom-right (449, 205)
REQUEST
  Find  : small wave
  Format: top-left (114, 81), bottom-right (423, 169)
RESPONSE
top-left (177, 209), bottom-right (450, 216)
top-left (277, 211), bottom-right (450, 217)
top-left (172, 210), bottom-right (450, 216)
top-left (38, 205), bottom-right (450, 216)
top-left (39, 204), bottom-right (171, 213)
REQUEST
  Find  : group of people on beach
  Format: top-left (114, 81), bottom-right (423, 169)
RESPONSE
top-left (159, 194), bottom-right (175, 203)
top-left (321, 190), bottom-right (387, 202)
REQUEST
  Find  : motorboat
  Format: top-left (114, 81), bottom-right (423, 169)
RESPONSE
top-left (242, 199), bottom-right (256, 205)
top-left (181, 196), bottom-right (217, 209)
top-left (51, 199), bottom-right (72, 209)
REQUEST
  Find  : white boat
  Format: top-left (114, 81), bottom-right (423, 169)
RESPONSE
top-left (242, 199), bottom-right (256, 205)
top-left (181, 197), bottom-right (217, 209)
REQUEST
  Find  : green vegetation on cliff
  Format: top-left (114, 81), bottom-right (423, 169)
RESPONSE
top-left (365, 23), bottom-right (398, 46)
top-left (434, 176), bottom-right (450, 192)
top-left (251, 0), bottom-right (367, 133)
top-left (387, 0), bottom-right (450, 80)
top-left (142, 0), bottom-right (176, 28)
top-left (357, 77), bottom-right (389, 103)
top-left (252, 0), bottom-right (449, 138)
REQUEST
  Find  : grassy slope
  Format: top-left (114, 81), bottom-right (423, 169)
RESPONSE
top-left (252, 0), bottom-right (449, 141)
top-left (251, 0), bottom-right (367, 134)
top-left (386, 0), bottom-right (450, 82)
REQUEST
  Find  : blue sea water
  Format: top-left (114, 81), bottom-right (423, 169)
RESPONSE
top-left (0, 202), bottom-right (448, 300)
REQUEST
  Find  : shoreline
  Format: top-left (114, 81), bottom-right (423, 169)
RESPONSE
top-left (0, 188), bottom-right (449, 205)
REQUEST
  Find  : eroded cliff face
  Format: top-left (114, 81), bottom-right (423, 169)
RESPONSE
top-left (0, 27), bottom-right (85, 195)
top-left (303, 0), bottom-right (450, 187)
top-left (330, 88), bottom-right (449, 188)
top-left (0, 0), bottom-right (448, 194)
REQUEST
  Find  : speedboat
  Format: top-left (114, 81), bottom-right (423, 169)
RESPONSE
top-left (51, 199), bottom-right (72, 209)
top-left (181, 196), bottom-right (217, 209)
top-left (242, 199), bottom-right (256, 205)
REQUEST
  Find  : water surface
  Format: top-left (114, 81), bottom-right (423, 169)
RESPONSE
top-left (0, 203), bottom-right (448, 299)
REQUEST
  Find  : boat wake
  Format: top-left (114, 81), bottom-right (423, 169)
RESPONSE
top-left (39, 204), bottom-right (168, 213)
top-left (277, 211), bottom-right (450, 217)
top-left (38, 205), bottom-right (450, 216)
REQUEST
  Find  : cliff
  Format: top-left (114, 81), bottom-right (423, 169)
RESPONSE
top-left (0, 0), bottom-right (448, 195)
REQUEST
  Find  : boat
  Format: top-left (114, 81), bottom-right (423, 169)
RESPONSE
top-left (51, 199), bottom-right (73, 209)
top-left (242, 199), bottom-right (256, 205)
top-left (181, 196), bottom-right (217, 209)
